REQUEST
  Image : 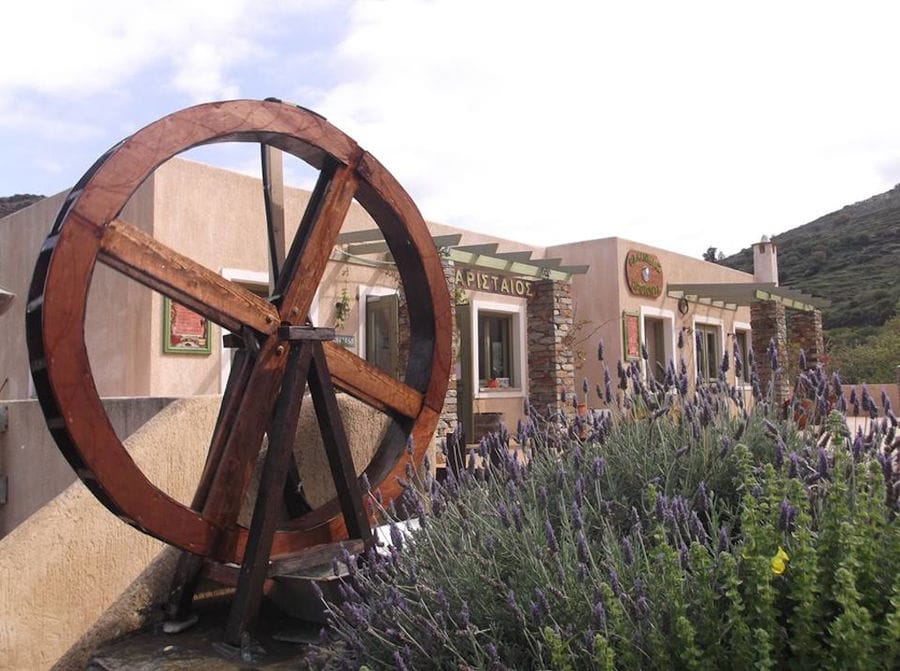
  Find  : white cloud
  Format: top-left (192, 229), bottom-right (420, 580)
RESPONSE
top-left (311, 0), bottom-right (900, 256)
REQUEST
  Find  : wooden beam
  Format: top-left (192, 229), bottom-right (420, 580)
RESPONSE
top-left (99, 218), bottom-right (278, 335)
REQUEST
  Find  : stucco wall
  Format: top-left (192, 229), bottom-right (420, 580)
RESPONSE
top-left (0, 194), bottom-right (66, 401)
top-left (0, 397), bottom-right (176, 538)
top-left (0, 396), bottom-right (220, 671)
top-left (547, 237), bottom-right (755, 401)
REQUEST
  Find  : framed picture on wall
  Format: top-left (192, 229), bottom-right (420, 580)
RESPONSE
top-left (622, 310), bottom-right (641, 361)
top-left (163, 297), bottom-right (211, 354)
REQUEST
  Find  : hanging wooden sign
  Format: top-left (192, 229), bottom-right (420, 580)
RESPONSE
top-left (625, 249), bottom-right (663, 298)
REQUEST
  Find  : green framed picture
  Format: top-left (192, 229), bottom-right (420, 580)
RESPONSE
top-left (163, 296), bottom-right (211, 354)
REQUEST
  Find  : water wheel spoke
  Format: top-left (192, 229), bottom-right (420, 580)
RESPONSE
top-left (201, 339), bottom-right (287, 533)
top-left (323, 341), bottom-right (423, 419)
top-left (99, 218), bottom-right (278, 335)
top-left (261, 144), bottom-right (286, 285)
top-left (276, 158), bottom-right (359, 320)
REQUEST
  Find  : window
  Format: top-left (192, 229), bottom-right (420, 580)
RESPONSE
top-left (365, 293), bottom-right (399, 376)
top-left (478, 311), bottom-right (514, 388)
top-left (695, 323), bottom-right (721, 382)
top-left (734, 329), bottom-right (751, 384)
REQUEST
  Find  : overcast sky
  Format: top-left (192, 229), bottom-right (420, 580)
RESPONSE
top-left (3, 1), bottom-right (900, 258)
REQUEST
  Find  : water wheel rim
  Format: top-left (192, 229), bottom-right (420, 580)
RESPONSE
top-left (26, 100), bottom-right (451, 562)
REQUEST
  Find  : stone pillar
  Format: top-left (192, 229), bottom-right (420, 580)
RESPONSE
top-left (750, 299), bottom-right (789, 405)
top-left (436, 256), bottom-right (458, 438)
top-left (527, 280), bottom-right (574, 415)
top-left (788, 309), bottom-right (824, 370)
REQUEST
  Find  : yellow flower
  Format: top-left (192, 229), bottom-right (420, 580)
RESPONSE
top-left (771, 546), bottom-right (789, 575)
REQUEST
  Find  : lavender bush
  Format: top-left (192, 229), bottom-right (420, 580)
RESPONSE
top-left (309, 353), bottom-right (899, 670)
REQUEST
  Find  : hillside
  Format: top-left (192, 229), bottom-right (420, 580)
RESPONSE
top-left (0, 194), bottom-right (44, 219)
top-left (721, 185), bottom-right (900, 330)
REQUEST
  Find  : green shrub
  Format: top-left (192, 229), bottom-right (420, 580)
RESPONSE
top-left (310, 359), bottom-right (899, 670)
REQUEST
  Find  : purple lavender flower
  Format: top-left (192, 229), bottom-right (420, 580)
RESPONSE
top-left (655, 492), bottom-right (668, 520)
top-left (641, 343), bottom-right (649, 361)
top-left (635, 596), bottom-right (650, 619)
top-left (680, 543), bottom-right (690, 569)
top-left (593, 599), bottom-right (607, 628)
top-left (598, 339), bottom-right (605, 361)
top-left (498, 501), bottom-right (511, 529)
top-left (600, 368), bottom-right (612, 406)
top-left (571, 500), bottom-right (584, 531)
top-left (720, 351), bottom-right (730, 375)
top-left (512, 503), bottom-right (524, 533)
top-left (389, 522), bottom-right (404, 551)
top-left (696, 481), bottom-right (708, 512)
top-left (577, 562), bottom-right (587, 583)
top-left (768, 337), bottom-right (779, 371)
top-left (544, 519), bottom-right (559, 553)
top-left (609, 569), bottom-right (623, 597)
top-left (538, 486), bottom-right (548, 508)
top-left (458, 601), bottom-right (470, 629)
top-left (577, 532), bottom-right (590, 563)
top-left (718, 526), bottom-right (729, 553)
top-left (778, 499), bottom-right (797, 533)
top-left (817, 447), bottom-right (829, 480)
top-left (405, 434), bottom-right (414, 456)
top-left (852, 429), bottom-right (864, 461)
top-left (690, 511), bottom-right (708, 542)
top-left (798, 348), bottom-right (807, 372)
top-left (561, 386), bottom-right (567, 403)
top-left (592, 456), bottom-right (606, 479)
top-left (774, 437), bottom-right (786, 469)
top-left (622, 537), bottom-right (634, 565)
top-left (394, 650), bottom-right (409, 671)
top-left (678, 329), bottom-right (685, 349)
top-left (788, 452), bottom-right (800, 479)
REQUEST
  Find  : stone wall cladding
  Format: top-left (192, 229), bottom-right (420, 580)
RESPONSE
top-left (788, 309), bottom-right (825, 369)
top-left (527, 279), bottom-right (575, 415)
top-left (750, 299), bottom-right (789, 405)
top-left (436, 257), bottom-right (458, 437)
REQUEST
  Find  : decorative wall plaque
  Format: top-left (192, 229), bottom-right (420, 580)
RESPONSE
top-left (625, 249), bottom-right (663, 298)
top-left (623, 310), bottom-right (641, 360)
top-left (163, 297), bottom-right (211, 354)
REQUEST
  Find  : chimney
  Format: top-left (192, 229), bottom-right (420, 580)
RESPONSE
top-left (752, 236), bottom-right (779, 286)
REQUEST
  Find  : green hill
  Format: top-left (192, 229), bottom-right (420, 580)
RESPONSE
top-left (720, 185), bottom-right (900, 330)
top-left (0, 194), bottom-right (44, 219)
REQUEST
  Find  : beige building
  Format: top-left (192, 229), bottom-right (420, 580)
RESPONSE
top-left (1, 157), bottom-right (787, 440)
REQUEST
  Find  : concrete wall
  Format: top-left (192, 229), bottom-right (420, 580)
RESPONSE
top-left (0, 397), bottom-right (176, 538)
top-left (0, 396), bottom-right (220, 671)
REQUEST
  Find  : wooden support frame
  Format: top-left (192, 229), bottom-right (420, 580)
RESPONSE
top-left (26, 101), bottom-right (452, 632)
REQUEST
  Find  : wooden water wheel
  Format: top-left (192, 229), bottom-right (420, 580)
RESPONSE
top-left (26, 99), bottom-right (451, 643)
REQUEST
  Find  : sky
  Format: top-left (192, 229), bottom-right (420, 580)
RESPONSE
top-left (3, 0), bottom-right (900, 259)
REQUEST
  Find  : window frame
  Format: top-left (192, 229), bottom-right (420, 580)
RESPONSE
top-left (358, 284), bottom-right (400, 376)
top-left (733, 321), bottom-right (752, 387)
top-left (471, 298), bottom-right (526, 399)
top-left (692, 316), bottom-right (724, 384)
top-left (639, 306), bottom-right (675, 382)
